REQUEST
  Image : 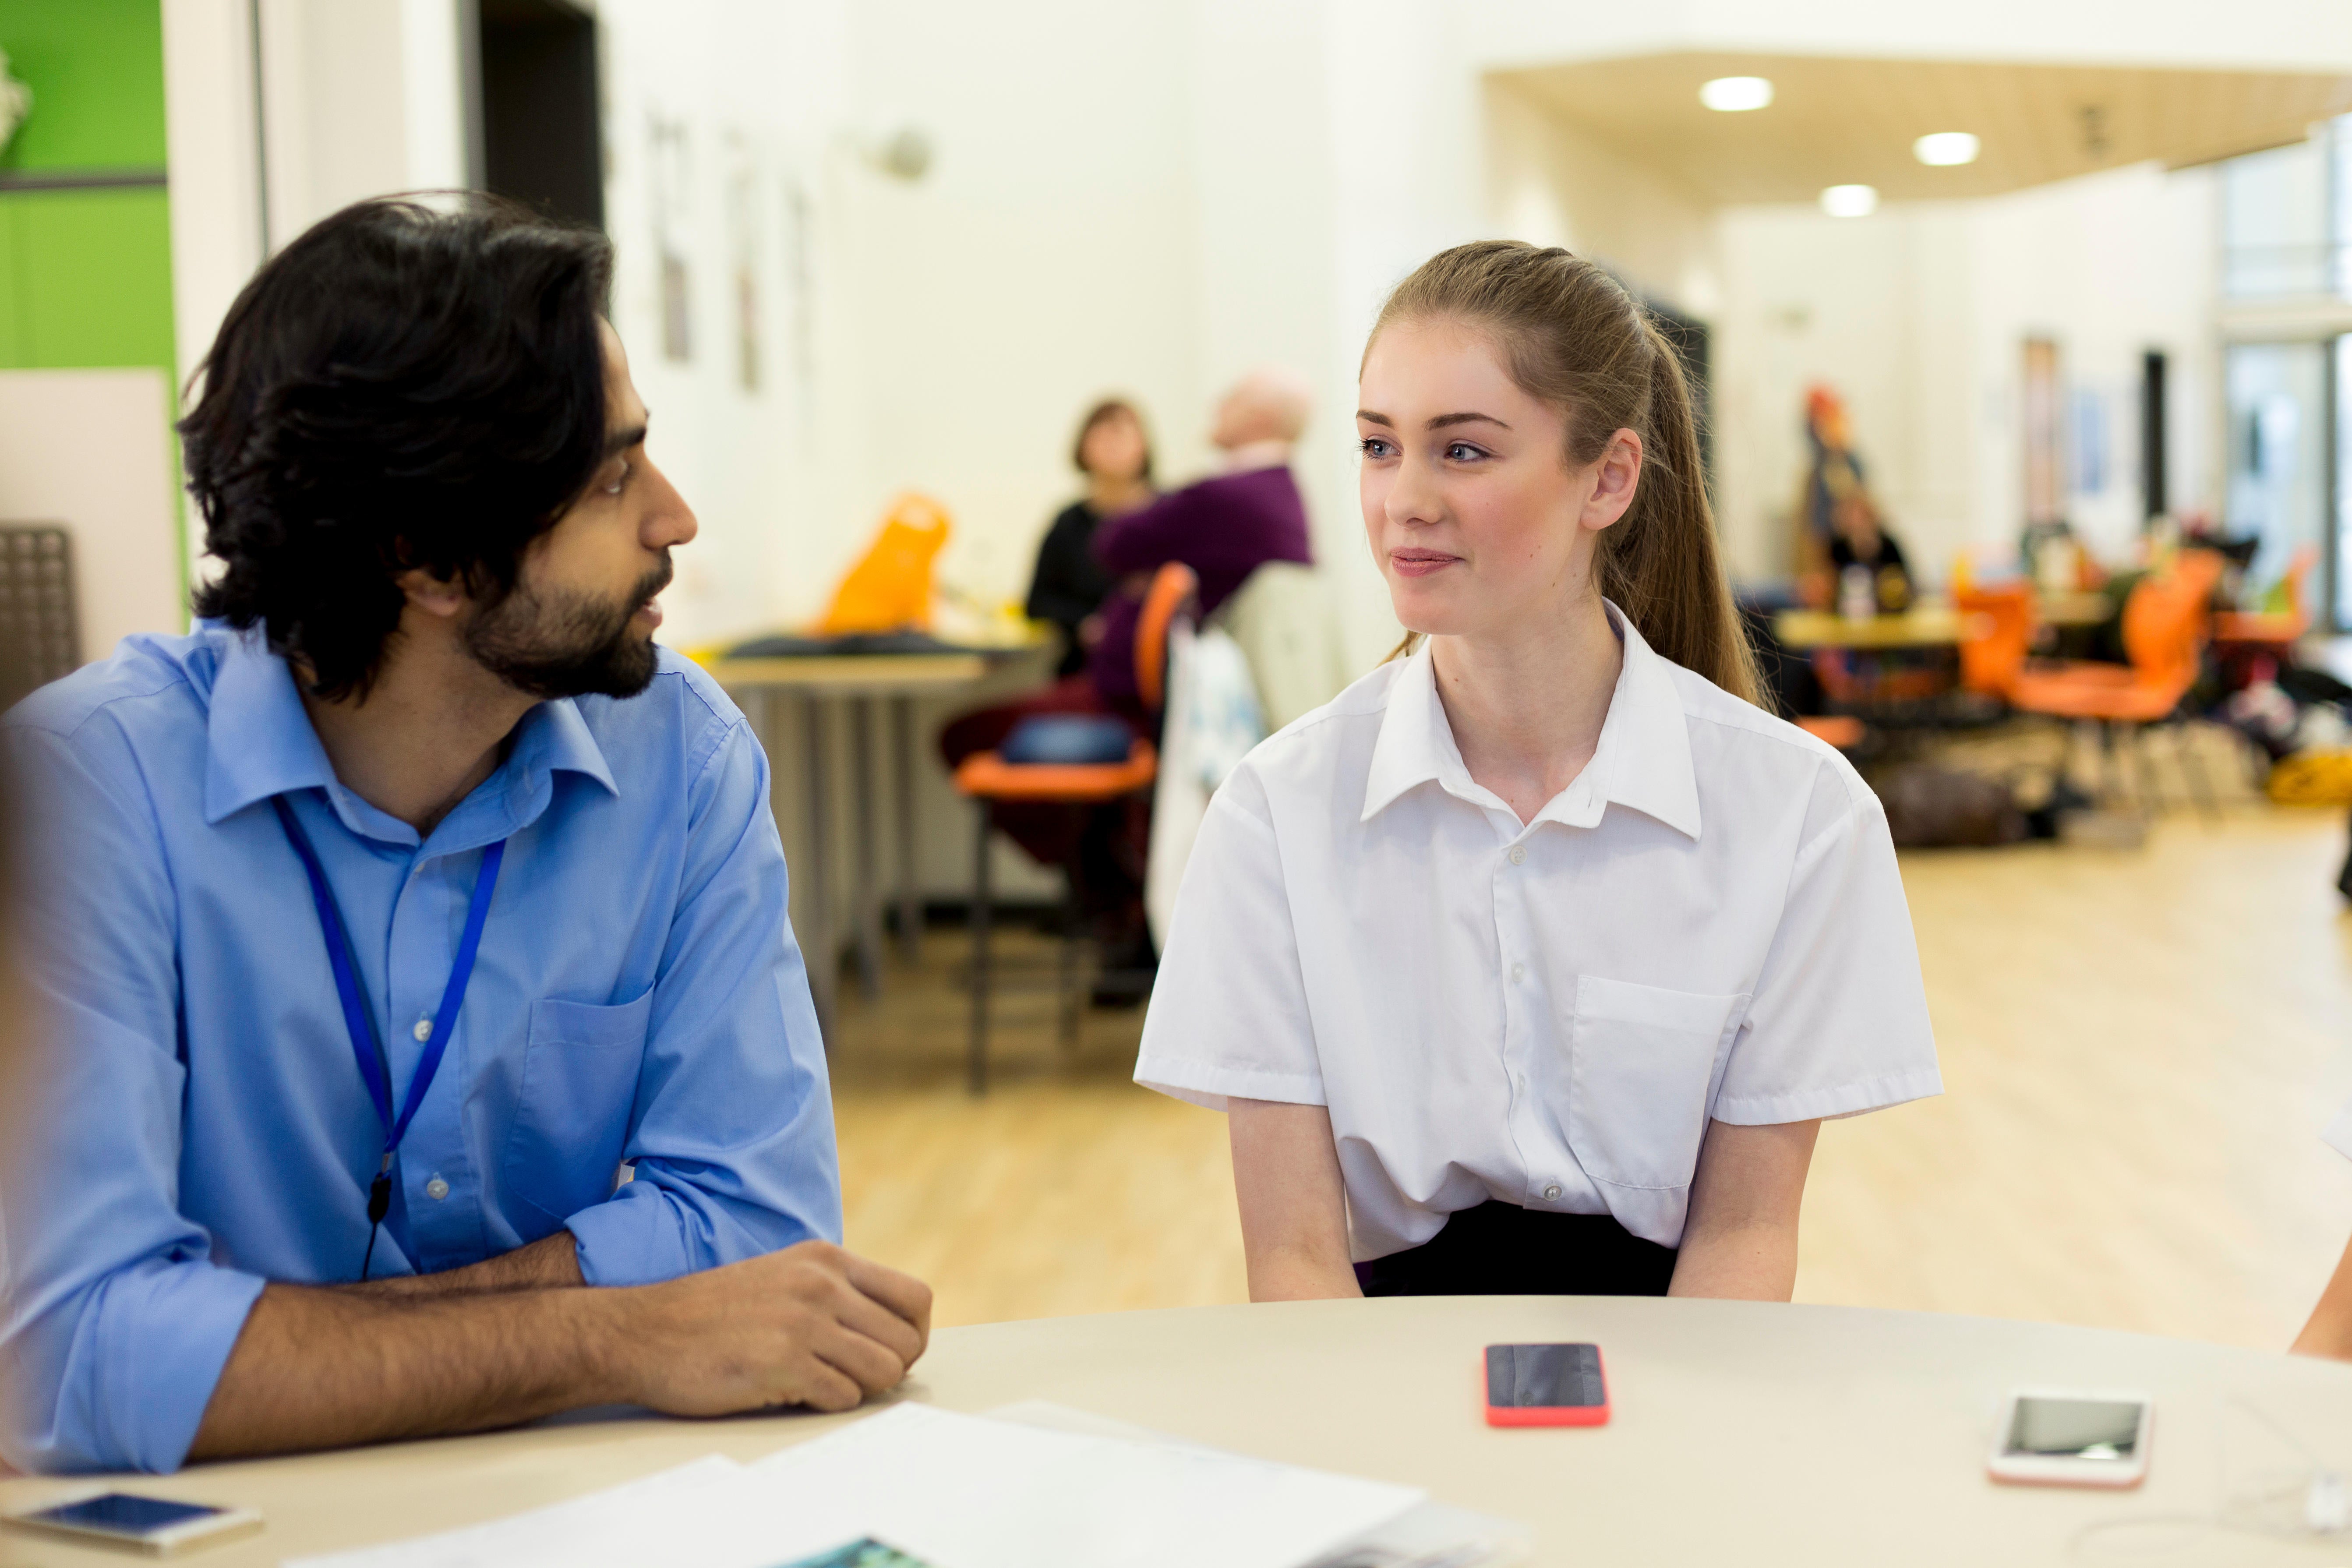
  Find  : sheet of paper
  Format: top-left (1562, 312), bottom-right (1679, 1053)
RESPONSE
top-left (281, 1456), bottom-right (798, 1568)
top-left (725, 1403), bottom-right (1424, 1568)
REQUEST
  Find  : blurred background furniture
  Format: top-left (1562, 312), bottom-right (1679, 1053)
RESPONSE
top-left (953, 563), bottom-right (1195, 1094)
top-left (0, 524), bottom-right (78, 709)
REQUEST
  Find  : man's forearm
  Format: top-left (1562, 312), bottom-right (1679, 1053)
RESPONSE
top-left (187, 1275), bottom-right (628, 1462)
top-left (343, 1231), bottom-right (584, 1301)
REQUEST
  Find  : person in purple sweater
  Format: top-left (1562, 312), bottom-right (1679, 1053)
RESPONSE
top-left (1087, 367), bottom-right (1317, 708)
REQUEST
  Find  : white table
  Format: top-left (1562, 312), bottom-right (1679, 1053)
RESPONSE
top-left (8, 1297), bottom-right (2352, 1565)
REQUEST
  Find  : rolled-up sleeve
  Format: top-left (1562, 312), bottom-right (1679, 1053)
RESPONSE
top-left (1, 724), bottom-right (267, 1475)
top-left (563, 716), bottom-right (841, 1285)
top-left (1713, 769), bottom-right (1942, 1125)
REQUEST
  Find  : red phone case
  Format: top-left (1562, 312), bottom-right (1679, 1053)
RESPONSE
top-left (1483, 1345), bottom-right (1610, 1427)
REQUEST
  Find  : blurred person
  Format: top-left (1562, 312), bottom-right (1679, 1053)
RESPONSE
top-left (937, 371), bottom-right (1317, 988)
top-left (1826, 493), bottom-right (1913, 614)
top-left (0, 197), bottom-right (929, 1476)
top-left (1028, 398), bottom-right (1155, 678)
top-left (1134, 242), bottom-right (1940, 1301)
top-left (1086, 366), bottom-right (1317, 709)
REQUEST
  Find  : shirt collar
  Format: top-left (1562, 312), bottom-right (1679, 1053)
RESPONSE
top-left (1360, 601), bottom-right (1702, 840)
top-left (201, 627), bottom-right (621, 835)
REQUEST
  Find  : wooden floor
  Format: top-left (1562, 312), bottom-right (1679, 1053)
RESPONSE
top-left (829, 761), bottom-right (2352, 1352)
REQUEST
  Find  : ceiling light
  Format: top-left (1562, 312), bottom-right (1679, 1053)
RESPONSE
top-left (1820, 184), bottom-right (1879, 218)
top-left (1699, 76), bottom-right (1773, 113)
top-left (1913, 131), bottom-right (1981, 166)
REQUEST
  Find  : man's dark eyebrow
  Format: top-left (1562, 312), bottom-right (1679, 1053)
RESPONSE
top-left (1428, 411), bottom-right (1509, 431)
top-left (604, 420), bottom-right (649, 459)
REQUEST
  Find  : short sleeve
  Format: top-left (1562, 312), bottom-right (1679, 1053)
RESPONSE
top-left (1712, 769), bottom-right (1942, 1124)
top-left (1132, 765), bottom-right (1324, 1111)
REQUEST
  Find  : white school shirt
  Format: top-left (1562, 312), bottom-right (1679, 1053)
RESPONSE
top-left (1133, 607), bottom-right (1941, 1257)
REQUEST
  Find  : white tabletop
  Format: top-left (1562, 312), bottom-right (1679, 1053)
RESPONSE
top-left (7, 1297), bottom-right (2350, 1566)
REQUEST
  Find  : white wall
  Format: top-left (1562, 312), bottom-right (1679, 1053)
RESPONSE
top-left (1710, 164), bottom-right (2218, 587)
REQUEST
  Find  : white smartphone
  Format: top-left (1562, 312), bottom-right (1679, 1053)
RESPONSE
top-left (1986, 1388), bottom-right (2153, 1488)
top-left (3, 1490), bottom-right (264, 1555)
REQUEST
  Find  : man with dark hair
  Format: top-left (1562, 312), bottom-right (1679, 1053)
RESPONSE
top-left (0, 198), bottom-right (929, 1475)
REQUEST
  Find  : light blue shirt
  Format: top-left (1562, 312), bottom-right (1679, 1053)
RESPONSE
top-left (0, 626), bottom-right (839, 1474)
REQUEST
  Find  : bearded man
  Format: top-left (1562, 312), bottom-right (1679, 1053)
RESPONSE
top-left (0, 198), bottom-right (928, 1475)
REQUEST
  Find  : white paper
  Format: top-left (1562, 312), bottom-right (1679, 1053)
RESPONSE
top-left (286, 1405), bottom-right (1425, 1568)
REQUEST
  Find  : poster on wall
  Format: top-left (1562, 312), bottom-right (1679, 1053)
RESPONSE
top-left (2023, 337), bottom-right (2064, 526)
top-left (726, 131), bottom-right (761, 394)
top-left (780, 169), bottom-right (817, 437)
top-left (650, 114), bottom-right (694, 363)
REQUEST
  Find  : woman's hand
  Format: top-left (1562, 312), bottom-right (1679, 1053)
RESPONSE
top-left (1668, 1117), bottom-right (1822, 1300)
top-left (1229, 1098), bottom-right (1363, 1301)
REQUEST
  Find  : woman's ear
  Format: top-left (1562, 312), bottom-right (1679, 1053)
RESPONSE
top-left (1579, 429), bottom-right (1644, 534)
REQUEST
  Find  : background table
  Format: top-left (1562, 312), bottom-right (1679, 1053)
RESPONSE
top-left (11, 1298), bottom-right (2352, 1566)
top-left (704, 649), bottom-right (1043, 1036)
top-left (1773, 605), bottom-right (1971, 650)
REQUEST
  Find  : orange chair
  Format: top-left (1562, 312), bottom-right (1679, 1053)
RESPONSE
top-left (2214, 542), bottom-right (2317, 649)
top-left (952, 562), bottom-right (1196, 1092)
top-left (1796, 715), bottom-right (1865, 752)
top-left (1954, 581), bottom-right (2036, 699)
top-left (2008, 550), bottom-right (2224, 815)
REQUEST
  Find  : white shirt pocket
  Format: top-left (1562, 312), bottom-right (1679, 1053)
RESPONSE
top-left (1567, 976), bottom-right (1750, 1193)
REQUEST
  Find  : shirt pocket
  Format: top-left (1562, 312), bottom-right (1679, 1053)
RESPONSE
top-left (1566, 976), bottom-right (1750, 1192)
top-left (501, 988), bottom-right (655, 1226)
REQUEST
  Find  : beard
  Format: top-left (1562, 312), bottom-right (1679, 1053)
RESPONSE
top-left (465, 558), bottom-right (671, 700)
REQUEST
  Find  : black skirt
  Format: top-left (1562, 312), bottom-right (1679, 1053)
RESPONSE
top-left (1354, 1200), bottom-right (1677, 1297)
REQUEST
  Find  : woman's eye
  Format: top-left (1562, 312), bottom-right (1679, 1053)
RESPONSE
top-left (1359, 437), bottom-right (1394, 459)
top-left (1444, 442), bottom-right (1485, 463)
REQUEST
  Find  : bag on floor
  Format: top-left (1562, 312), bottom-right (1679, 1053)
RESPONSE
top-left (1872, 764), bottom-right (2029, 848)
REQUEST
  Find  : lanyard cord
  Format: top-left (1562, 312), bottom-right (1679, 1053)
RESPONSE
top-left (272, 796), bottom-right (507, 1280)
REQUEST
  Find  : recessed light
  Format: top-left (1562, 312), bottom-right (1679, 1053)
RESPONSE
top-left (1820, 184), bottom-right (1879, 218)
top-left (1914, 131), bottom-right (1981, 166)
top-left (1699, 76), bottom-right (1774, 113)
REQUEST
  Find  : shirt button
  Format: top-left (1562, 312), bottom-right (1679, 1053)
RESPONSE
top-left (1511, 962), bottom-right (1525, 982)
top-left (1543, 1183), bottom-right (1561, 1201)
top-left (413, 1019), bottom-right (434, 1042)
top-left (424, 1176), bottom-right (450, 1201)
top-left (1508, 846), bottom-right (1527, 865)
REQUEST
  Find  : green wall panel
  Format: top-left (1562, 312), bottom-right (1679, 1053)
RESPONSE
top-left (0, 187), bottom-right (174, 369)
top-left (0, 0), bottom-right (169, 171)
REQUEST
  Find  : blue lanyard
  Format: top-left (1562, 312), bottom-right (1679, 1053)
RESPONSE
top-left (272, 795), bottom-right (506, 1276)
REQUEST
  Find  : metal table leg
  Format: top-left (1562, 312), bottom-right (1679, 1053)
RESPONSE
top-left (891, 695), bottom-right (922, 961)
top-left (802, 692), bottom-right (837, 1043)
top-left (969, 799), bottom-right (992, 1096)
top-left (849, 695), bottom-right (883, 999)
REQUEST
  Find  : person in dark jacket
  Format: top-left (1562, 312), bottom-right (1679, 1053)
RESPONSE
top-left (1027, 399), bottom-right (1155, 677)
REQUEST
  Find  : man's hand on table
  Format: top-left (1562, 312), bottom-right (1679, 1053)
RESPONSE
top-left (607, 1240), bottom-right (934, 1415)
top-left (188, 1238), bottom-right (932, 1462)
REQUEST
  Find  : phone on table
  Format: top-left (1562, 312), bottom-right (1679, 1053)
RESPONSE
top-left (1483, 1342), bottom-right (1609, 1427)
top-left (3, 1491), bottom-right (264, 1555)
top-left (1986, 1388), bottom-right (2152, 1488)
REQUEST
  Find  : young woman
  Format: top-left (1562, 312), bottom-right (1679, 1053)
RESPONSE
top-left (1134, 242), bottom-right (1941, 1300)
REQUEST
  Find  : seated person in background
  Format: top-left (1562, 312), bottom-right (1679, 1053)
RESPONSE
top-left (1136, 241), bottom-right (1940, 1301)
top-left (1087, 367), bottom-right (1317, 711)
top-left (1827, 494), bottom-right (1913, 614)
top-left (1028, 398), bottom-right (1156, 678)
top-left (0, 197), bottom-right (929, 1476)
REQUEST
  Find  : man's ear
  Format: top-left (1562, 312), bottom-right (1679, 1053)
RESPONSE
top-left (393, 565), bottom-right (470, 621)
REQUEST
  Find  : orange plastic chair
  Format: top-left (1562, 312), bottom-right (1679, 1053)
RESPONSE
top-left (2008, 550), bottom-right (2223, 814)
top-left (1796, 715), bottom-right (1865, 751)
top-left (951, 562), bottom-right (1197, 1092)
top-left (1954, 582), bottom-right (2036, 699)
top-left (2214, 542), bottom-right (2317, 649)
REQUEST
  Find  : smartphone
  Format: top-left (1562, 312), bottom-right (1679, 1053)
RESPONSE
top-left (4, 1491), bottom-right (264, 1555)
top-left (1483, 1342), bottom-right (1609, 1427)
top-left (1986, 1388), bottom-right (2152, 1488)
